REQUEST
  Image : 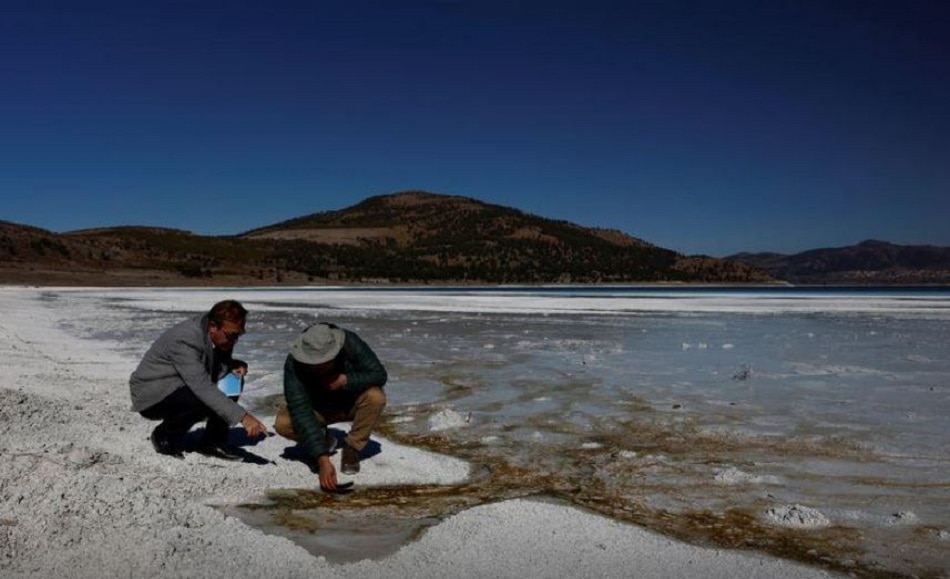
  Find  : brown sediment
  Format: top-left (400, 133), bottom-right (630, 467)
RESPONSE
top-left (375, 424), bottom-right (940, 578)
top-left (230, 415), bottom-right (943, 577)
top-left (432, 373), bottom-right (478, 401)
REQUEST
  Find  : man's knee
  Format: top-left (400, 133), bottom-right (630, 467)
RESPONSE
top-left (274, 407), bottom-right (297, 440)
top-left (360, 386), bottom-right (386, 409)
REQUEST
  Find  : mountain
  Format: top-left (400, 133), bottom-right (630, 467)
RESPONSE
top-left (243, 191), bottom-right (655, 248)
top-left (239, 191), bottom-right (772, 284)
top-left (729, 240), bottom-right (950, 285)
top-left (0, 220), bottom-right (272, 286)
top-left (1, 191), bottom-right (772, 286)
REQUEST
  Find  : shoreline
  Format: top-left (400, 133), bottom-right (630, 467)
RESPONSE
top-left (5, 266), bottom-right (950, 290)
top-left (0, 287), bottom-right (839, 578)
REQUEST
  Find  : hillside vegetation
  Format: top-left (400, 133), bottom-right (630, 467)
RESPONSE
top-left (1, 191), bottom-right (772, 286)
top-left (730, 240), bottom-right (950, 285)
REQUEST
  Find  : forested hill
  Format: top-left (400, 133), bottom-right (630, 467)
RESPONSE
top-left (239, 191), bottom-right (772, 284)
top-left (1, 191), bottom-right (772, 286)
top-left (729, 240), bottom-right (950, 285)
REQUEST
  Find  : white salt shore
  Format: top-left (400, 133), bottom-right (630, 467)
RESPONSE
top-left (0, 287), bottom-right (838, 578)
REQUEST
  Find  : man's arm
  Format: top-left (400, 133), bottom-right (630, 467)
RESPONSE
top-left (283, 355), bottom-right (331, 458)
top-left (171, 339), bottom-right (246, 425)
top-left (340, 331), bottom-right (387, 393)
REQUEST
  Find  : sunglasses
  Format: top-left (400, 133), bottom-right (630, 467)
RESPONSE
top-left (215, 326), bottom-right (245, 341)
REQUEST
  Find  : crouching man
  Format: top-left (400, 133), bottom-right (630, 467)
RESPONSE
top-left (275, 322), bottom-right (387, 491)
top-left (129, 300), bottom-right (269, 460)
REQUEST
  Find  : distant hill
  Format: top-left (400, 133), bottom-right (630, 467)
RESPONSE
top-left (243, 191), bottom-right (655, 248)
top-left (1, 191), bottom-right (772, 286)
top-left (729, 240), bottom-right (950, 285)
top-left (0, 219), bottom-right (273, 286)
top-left (239, 191), bottom-right (772, 284)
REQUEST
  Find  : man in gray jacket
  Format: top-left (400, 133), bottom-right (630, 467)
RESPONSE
top-left (130, 300), bottom-right (269, 460)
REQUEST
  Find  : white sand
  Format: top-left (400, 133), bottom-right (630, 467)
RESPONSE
top-left (0, 287), bottom-right (838, 578)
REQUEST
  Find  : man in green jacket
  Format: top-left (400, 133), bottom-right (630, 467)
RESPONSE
top-left (275, 322), bottom-right (387, 491)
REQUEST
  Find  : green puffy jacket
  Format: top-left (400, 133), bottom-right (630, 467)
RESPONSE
top-left (283, 324), bottom-right (387, 459)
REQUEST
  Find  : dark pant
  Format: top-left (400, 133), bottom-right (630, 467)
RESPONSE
top-left (140, 387), bottom-right (234, 445)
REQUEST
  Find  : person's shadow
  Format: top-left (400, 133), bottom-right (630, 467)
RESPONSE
top-left (184, 427), bottom-right (275, 465)
top-left (279, 427), bottom-right (382, 474)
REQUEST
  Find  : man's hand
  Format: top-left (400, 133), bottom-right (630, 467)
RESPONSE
top-left (240, 412), bottom-right (269, 439)
top-left (326, 373), bottom-right (348, 391)
top-left (317, 455), bottom-right (338, 491)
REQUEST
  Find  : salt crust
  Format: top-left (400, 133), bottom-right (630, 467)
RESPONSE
top-left (764, 505), bottom-right (832, 529)
top-left (426, 408), bottom-right (471, 431)
top-left (0, 287), bottom-right (837, 578)
top-left (714, 466), bottom-right (781, 485)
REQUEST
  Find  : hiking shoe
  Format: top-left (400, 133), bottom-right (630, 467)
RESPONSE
top-left (341, 445), bottom-right (360, 474)
top-left (195, 443), bottom-right (244, 462)
top-left (150, 426), bottom-right (184, 459)
top-left (325, 432), bottom-right (338, 454)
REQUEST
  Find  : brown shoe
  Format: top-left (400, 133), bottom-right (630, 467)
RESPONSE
top-left (341, 445), bottom-right (360, 474)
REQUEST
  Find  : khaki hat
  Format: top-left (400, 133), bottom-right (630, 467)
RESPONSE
top-left (291, 324), bottom-right (345, 365)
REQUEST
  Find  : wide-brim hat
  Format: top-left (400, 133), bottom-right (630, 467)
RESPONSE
top-left (291, 323), bottom-right (345, 365)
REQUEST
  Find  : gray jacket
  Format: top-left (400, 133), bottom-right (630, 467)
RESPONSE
top-left (129, 313), bottom-right (246, 425)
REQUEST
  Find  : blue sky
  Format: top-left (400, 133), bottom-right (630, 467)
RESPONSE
top-left (1, 1), bottom-right (948, 256)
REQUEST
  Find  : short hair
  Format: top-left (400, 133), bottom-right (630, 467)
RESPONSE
top-left (208, 300), bottom-right (248, 326)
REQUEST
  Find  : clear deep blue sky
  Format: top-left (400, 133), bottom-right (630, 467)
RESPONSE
top-left (2, 1), bottom-right (948, 256)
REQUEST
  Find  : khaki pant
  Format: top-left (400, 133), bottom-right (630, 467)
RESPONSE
top-left (274, 386), bottom-right (386, 452)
